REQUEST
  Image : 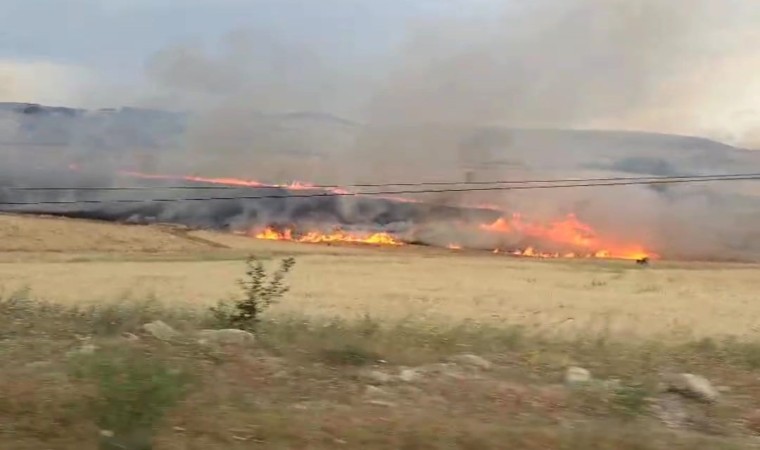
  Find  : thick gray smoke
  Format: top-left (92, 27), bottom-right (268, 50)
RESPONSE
top-left (348, 0), bottom-right (760, 260)
top-left (1, 0), bottom-right (759, 260)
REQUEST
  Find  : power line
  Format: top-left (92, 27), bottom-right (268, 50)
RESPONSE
top-left (3, 172), bottom-right (760, 191)
top-left (1, 174), bottom-right (758, 206)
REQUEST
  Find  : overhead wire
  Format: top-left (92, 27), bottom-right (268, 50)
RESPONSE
top-left (3, 172), bottom-right (760, 191)
top-left (1, 173), bottom-right (758, 206)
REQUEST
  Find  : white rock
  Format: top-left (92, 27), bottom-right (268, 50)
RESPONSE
top-left (364, 385), bottom-right (393, 398)
top-left (365, 399), bottom-right (397, 408)
top-left (198, 329), bottom-right (255, 346)
top-left (665, 373), bottom-right (719, 403)
top-left (142, 320), bottom-right (179, 341)
top-left (122, 332), bottom-right (140, 342)
top-left (448, 354), bottom-right (493, 370)
top-left (564, 367), bottom-right (592, 386)
top-left (399, 368), bottom-right (423, 383)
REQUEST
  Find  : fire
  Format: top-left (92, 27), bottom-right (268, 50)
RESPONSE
top-left (253, 227), bottom-right (404, 246)
top-left (65, 164), bottom-right (659, 259)
top-left (117, 171), bottom-right (355, 193)
top-left (482, 213), bottom-right (657, 260)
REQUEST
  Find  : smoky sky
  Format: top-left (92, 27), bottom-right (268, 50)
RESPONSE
top-left (365, 0), bottom-right (760, 145)
top-left (1, 0), bottom-right (760, 261)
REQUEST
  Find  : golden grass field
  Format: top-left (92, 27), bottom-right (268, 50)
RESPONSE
top-left (2, 213), bottom-right (759, 339)
top-left (6, 213), bottom-right (760, 449)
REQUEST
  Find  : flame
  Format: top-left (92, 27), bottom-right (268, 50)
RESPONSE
top-left (482, 213), bottom-right (657, 260)
top-left (254, 227), bottom-right (404, 246)
top-left (66, 165), bottom-right (659, 259)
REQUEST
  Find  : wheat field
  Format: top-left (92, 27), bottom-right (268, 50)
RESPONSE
top-left (1, 213), bottom-right (759, 339)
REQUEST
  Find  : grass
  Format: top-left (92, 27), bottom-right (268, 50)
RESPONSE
top-left (3, 249), bottom-right (760, 339)
top-left (3, 292), bottom-right (760, 449)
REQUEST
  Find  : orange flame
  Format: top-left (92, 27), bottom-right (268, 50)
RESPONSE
top-left (253, 227), bottom-right (404, 246)
top-left (482, 213), bottom-right (657, 260)
top-left (67, 165), bottom-right (658, 259)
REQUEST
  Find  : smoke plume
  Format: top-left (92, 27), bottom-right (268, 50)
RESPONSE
top-left (1, 0), bottom-right (759, 261)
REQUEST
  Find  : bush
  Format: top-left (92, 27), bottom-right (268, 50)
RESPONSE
top-left (210, 255), bottom-right (296, 330)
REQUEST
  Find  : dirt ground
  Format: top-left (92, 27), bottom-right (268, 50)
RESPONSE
top-left (1, 213), bottom-right (759, 338)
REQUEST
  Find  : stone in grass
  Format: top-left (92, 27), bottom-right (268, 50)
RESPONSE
top-left (398, 368), bottom-right (424, 383)
top-left (564, 367), bottom-right (592, 386)
top-left (664, 373), bottom-right (719, 404)
top-left (448, 354), bottom-right (493, 370)
top-left (122, 332), bottom-right (140, 342)
top-left (197, 329), bottom-right (256, 346)
top-left (363, 386), bottom-right (398, 407)
top-left (142, 320), bottom-right (180, 341)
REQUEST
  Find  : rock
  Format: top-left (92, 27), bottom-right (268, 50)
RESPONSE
top-left (564, 367), bottom-right (592, 386)
top-left (365, 399), bottom-right (397, 408)
top-left (664, 373), bottom-right (719, 403)
top-left (448, 354), bottom-right (493, 370)
top-left (363, 386), bottom-right (398, 407)
top-left (122, 332), bottom-right (140, 342)
top-left (360, 370), bottom-right (394, 385)
top-left (399, 368), bottom-right (423, 383)
top-left (198, 329), bottom-right (255, 346)
top-left (143, 320), bottom-right (179, 341)
top-left (364, 385), bottom-right (393, 398)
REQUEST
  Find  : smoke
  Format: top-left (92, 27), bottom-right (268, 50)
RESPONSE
top-left (364, 0), bottom-right (760, 143)
top-left (1, 1), bottom-right (759, 261)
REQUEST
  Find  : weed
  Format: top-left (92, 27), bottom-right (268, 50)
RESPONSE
top-left (70, 346), bottom-right (193, 448)
top-left (210, 255), bottom-right (296, 330)
top-left (611, 384), bottom-right (650, 418)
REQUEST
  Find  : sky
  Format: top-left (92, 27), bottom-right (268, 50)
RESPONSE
top-left (0, 0), bottom-right (498, 107)
top-left (0, 0), bottom-right (758, 147)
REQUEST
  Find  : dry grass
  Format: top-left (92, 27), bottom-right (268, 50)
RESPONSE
top-left (2, 293), bottom-right (760, 449)
top-left (2, 214), bottom-right (760, 448)
top-left (0, 217), bottom-right (757, 338)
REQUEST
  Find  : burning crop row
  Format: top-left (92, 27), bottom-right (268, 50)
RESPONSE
top-left (253, 227), bottom-right (404, 246)
top-left (53, 166), bottom-right (658, 261)
top-left (123, 170), bottom-right (659, 260)
top-left (246, 213), bottom-right (656, 261)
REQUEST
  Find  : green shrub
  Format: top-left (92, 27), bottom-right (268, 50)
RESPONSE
top-left (210, 255), bottom-right (295, 330)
